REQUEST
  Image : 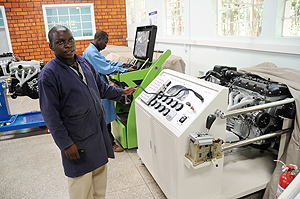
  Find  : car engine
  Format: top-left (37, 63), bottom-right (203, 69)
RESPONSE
top-left (202, 65), bottom-right (296, 149)
top-left (0, 53), bottom-right (44, 99)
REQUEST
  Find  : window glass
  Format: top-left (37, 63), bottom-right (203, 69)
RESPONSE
top-left (83, 29), bottom-right (93, 36)
top-left (81, 7), bottom-right (91, 14)
top-left (70, 8), bottom-right (80, 15)
top-left (0, 10), bottom-right (3, 27)
top-left (82, 22), bottom-right (92, 29)
top-left (70, 15), bottom-right (80, 22)
top-left (46, 9), bottom-right (56, 16)
top-left (47, 16), bottom-right (58, 24)
top-left (82, 15), bottom-right (91, 22)
top-left (283, 0), bottom-right (300, 36)
top-left (72, 30), bottom-right (82, 37)
top-left (127, 0), bottom-right (135, 24)
top-left (217, 0), bottom-right (264, 36)
top-left (138, 0), bottom-right (146, 22)
top-left (59, 16), bottom-right (69, 23)
top-left (43, 4), bottom-right (95, 40)
top-left (165, 0), bottom-right (184, 36)
top-left (58, 8), bottom-right (68, 15)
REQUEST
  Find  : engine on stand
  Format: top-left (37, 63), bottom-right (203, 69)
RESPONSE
top-left (202, 65), bottom-right (296, 150)
top-left (0, 52), bottom-right (44, 99)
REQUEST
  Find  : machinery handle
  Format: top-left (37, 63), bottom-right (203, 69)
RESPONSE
top-left (206, 114), bottom-right (216, 130)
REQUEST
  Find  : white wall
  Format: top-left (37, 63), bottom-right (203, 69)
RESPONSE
top-left (126, 0), bottom-right (300, 76)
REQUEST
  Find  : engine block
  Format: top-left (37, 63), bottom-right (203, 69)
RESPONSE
top-left (0, 53), bottom-right (44, 99)
top-left (203, 65), bottom-right (295, 148)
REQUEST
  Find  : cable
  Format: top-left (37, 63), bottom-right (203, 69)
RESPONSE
top-left (136, 85), bottom-right (204, 102)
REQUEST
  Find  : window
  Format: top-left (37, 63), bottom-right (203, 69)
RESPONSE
top-left (127, 0), bottom-right (135, 24)
top-left (0, 10), bottom-right (4, 27)
top-left (42, 4), bottom-right (95, 41)
top-left (138, 0), bottom-right (146, 22)
top-left (217, 0), bottom-right (264, 36)
top-left (165, 0), bottom-right (184, 36)
top-left (283, 0), bottom-right (300, 36)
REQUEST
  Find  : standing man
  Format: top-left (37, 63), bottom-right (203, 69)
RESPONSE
top-left (83, 30), bottom-right (136, 152)
top-left (38, 25), bottom-right (136, 199)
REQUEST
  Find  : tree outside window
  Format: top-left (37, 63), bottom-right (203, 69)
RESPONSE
top-left (283, 0), bottom-right (300, 36)
top-left (217, 0), bottom-right (264, 36)
top-left (165, 0), bottom-right (184, 36)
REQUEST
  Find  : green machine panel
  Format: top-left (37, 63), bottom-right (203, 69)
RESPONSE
top-left (110, 50), bottom-right (171, 149)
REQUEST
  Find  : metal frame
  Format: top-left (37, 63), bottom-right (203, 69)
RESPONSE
top-left (0, 81), bottom-right (45, 132)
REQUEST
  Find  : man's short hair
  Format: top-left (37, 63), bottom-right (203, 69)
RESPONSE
top-left (94, 30), bottom-right (108, 40)
top-left (48, 25), bottom-right (69, 43)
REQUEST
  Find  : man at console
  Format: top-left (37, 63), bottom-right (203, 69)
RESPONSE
top-left (83, 30), bottom-right (136, 152)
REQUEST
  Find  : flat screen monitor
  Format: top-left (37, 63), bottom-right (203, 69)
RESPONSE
top-left (133, 25), bottom-right (157, 61)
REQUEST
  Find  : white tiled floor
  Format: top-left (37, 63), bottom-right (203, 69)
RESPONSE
top-left (0, 96), bottom-right (166, 199)
top-left (0, 96), bottom-right (264, 199)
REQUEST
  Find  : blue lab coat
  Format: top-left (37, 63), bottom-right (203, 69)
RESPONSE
top-left (83, 43), bottom-right (127, 124)
top-left (38, 55), bottom-right (124, 178)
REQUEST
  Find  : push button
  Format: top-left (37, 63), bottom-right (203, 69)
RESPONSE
top-left (179, 116), bottom-right (187, 123)
top-left (154, 102), bottom-right (161, 109)
top-left (162, 108), bottom-right (170, 116)
top-left (165, 98), bottom-right (173, 105)
top-left (158, 105), bottom-right (165, 112)
top-left (150, 100), bottom-right (157, 106)
top-left (175, 103), bottom-right (184, 111)
top-left (161, 96), bottom-right (168, 102)
top-left (170, 100), bottom-right (178, 108)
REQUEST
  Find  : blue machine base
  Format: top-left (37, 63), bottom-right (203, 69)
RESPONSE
top-left (0, 111), bottom-right (46, 132)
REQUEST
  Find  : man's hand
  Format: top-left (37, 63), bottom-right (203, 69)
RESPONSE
top-left (123, 87), bottom-right (137, 95)
top-left (64, 143), bottom-right (80, 160)
top-left (127, 65), bottom-right (137, 72)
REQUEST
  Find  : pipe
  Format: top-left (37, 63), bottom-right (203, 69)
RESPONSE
top-left (227, 98), bottom-right (256, 111)
top-left (222, 128), bottom-right (292, 152)
top-left (216, 98), bottom-right (295, 119)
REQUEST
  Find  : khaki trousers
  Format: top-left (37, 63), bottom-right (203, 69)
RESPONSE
top-left (68, 164), bottom-right (107, 199)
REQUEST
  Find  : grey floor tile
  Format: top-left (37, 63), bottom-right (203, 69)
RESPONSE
top-left (107, 151), bottom-right (146, 192)
top-left (0, 131), bottom-right (69, 199)
top-left (127, 148), bottom-right (156, 183)
top-left (1, 96), bottom-right (166, 199)
top-left (7, 96), bottom-right (40, 114)
top-left (147, 181), bottom-right (167, 199)
top-left (106, 184), bottom-right (154, 199)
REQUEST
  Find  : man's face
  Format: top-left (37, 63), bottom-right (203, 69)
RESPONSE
top-left (96, 36), bottom-right (109, 51)
top-left (49, 28), bottom-right (76, 61)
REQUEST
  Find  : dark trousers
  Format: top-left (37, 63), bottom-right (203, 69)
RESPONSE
top-left (107, 123), bottom-right (116, 146)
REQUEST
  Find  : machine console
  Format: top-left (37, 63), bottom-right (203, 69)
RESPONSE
top-left (139, 71), bottom-right (219, 132)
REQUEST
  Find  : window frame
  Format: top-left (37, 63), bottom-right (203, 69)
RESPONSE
top-left (42, 3), bottom-right (96, 41)
top-left (216, 0), bottom-right (264, 37)
top-left (282, 0), bottom-right (300, 37)
top-left (164, 0), bottom-right (184, 36)
top-left (137, 0), bottom-right (146, 23)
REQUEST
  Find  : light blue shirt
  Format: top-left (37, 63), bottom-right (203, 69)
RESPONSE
top-left (83, 42), bottom-right (128, 123)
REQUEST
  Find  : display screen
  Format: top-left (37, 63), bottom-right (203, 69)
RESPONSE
top-left (134, 31), bottom-right (150, 58)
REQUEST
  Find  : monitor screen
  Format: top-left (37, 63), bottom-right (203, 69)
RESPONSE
top-left (134, 31), bottom-right (150, 58)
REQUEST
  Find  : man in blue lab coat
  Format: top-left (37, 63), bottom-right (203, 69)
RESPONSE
top-left (83, 30), bottom-right (136, 152)
top-left (38, 25), bottom-right (136, 199)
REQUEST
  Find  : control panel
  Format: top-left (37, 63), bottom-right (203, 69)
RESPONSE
top-left (139, 72), bottom-right (219, 132)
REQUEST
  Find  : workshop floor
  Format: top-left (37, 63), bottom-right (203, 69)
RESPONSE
top-left (0, 96), bottom-right (264, 199)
